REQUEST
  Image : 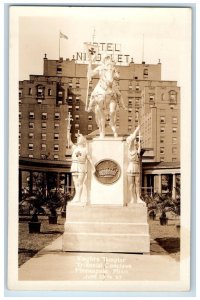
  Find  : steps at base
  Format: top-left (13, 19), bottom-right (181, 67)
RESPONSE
top-left (63, 232), bottom-right (150, 253)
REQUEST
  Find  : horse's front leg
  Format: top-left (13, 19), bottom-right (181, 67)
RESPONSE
top-left (95, 97), bottom-right (106, 138)
top-left (109, 101), bottom-right (118, 137)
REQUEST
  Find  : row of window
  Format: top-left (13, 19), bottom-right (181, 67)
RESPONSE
top-left (20, 153), bottom-right (60, 160)
top-left (160, 137), bottom-right (178, 144)
top-left (160, 116), bottom-right (178, 124)
top-left (19, 112), bottom-right (61, 120)
top-left (160, 127), bottom-right (178, 133)
top-left (21, 143), bottom-right (60, 151)
top-left (160, 157), bottom-right (177, 162)
top-left (160, 147), bottom-right (178, 154)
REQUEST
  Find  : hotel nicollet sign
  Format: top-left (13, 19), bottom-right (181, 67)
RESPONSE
top-left (75, 42), bottom-right (133, 64)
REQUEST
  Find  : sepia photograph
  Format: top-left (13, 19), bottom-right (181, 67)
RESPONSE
top-left (8, 5), bottom-right (192, 292)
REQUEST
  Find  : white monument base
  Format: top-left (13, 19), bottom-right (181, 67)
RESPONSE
top-left (63, 136), bottom-right (150, 254)
top-left (62, 205), bottom-right (150, 253)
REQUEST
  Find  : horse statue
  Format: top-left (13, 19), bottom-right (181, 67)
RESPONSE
top-left (86, 54), bottom-right (126, 138)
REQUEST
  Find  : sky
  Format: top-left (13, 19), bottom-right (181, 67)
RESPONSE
top-left (16, 6), bottom-right (192, 87)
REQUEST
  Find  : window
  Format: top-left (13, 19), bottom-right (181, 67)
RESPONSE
top-left (68, 96), bottom-right (73, 101)
top-left (76, 96), bottom-right (80, 102)
top-left (143, 68), bottom-right (148, 77)
top-left (172, 147), bottom-right (177, 154)
top-left (37, 86), bottom-right (44, 97)
top-left (54, 123), bottom-right (59, 130)
top-left (29, 122), bottom-right (34, 129)
top-left (54, 112), bottom-right (60, 120)
top-left (75, 105), bottom-right (79, 111)
top-left (41, 133), bottom-right (46, 140)
top-left (160, 137), bottom-right (164, 143)
top-left (88, 125), bottom-right (93, 131)
top-left (48, 89), bottom-right (52, 96)
top-left (169, 90), bottom-right (177, 103)
top-left (68, 105), bottom-right (72, 110)
top-left (149, 95), bottom-right (154, 101)
top-left (69, 82), bottom-right (73, 88)
top-left (19, 122), bottom-right (21, 129)
top-left (172, 137), bottom-right (177, 144)
top-left (28, 143), bottom-right (33, 150)
top-left (29, 112), bottom-right (35, 119)
top-left (19, 133), bottom-right (21, 139)
top-left (160, 127), bottom-right (165, 133)
top-left (128, 81), bottom-right (133, 90)
top-left (135, 98), bottom-right (140, 105)
top-left (57, 66), bottom-right (62, 73)
top-left (88, 115), bottom-right (92, 121)
top-left (41, 144), bottom-right (46, 151)
top-left (41, 122), bottom-right (47, 129)
top-left (19, 144), bottom-right (21, 151)
top-left (75, 124), bottom-right (79, 129)
top-left (160, 116), bottom-right (165, 124)
top-left (58, 90), bottom-right (63, 97)
top-left (128, 98), bottom-right (133, 107)
top-left (160, 147), bottom-right (165, 154)
top-left (19, 89), bottom-right (23, 97)
top-left (54, 133), bottom-right (59, 140)
top-left (54, 145), bottom-right (59, 151)
top-left (128, 116), bottom-right (132, 122)
top-left (136, 85), bottom-right (140, 91)
top-left (54, 154), bottom-right (59, 160)
top-left (172, 127), bottom-right (177, 133)
top-left (128, 108), bottom-right (132, 113)
top-left (160, 157), bottom-right (164, 162)
top-left (29, 133), bottom-right (34, 139)
top-left (128, 125), bottom-right (132, 131)
top-left (28, 154), bottom-right (33, 159)
top-left (76, 83), bottom-right (80, 88)
top-left (75, 115), bottom-right (79, 120)
top-left (29, 88), bottom-right (32, 95)
top-left (42, 112), bottom-right (47, 120)
top-left (19, 112), bottom-right (22, 119)
top-left (38, 99), bottom-right (42, 104)
top-left (172, 117), bottom-right (178, 124)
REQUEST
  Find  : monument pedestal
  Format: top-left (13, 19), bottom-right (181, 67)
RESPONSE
top-left (63, 136), bottom-right (150, 254)
top-left (62, 204), bottom-right (150, 253)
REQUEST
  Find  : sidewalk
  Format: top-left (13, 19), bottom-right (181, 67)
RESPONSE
top-left (19, 235), bottom-right (180, 281)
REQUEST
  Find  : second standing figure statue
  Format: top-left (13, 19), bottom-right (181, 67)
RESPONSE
top-left (126, 126), bottom-right (144, 205)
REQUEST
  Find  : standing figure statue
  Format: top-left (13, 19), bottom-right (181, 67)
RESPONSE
top-left (126, 126), bottom-right (144, 205)
top-left (69, 134), bottom-right (95, 204)
top-left (86, 54), bottom-right (127, 138)
top-left (68, 129), bottom-right (95, 203)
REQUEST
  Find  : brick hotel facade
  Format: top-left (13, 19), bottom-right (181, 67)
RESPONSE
top-left (19, 53), bottom-right (180, 198)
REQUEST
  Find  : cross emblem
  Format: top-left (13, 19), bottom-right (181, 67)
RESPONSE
top-left (65, 112), bottom-right (73, 129)
top-left (89, 47), bottom-right (96, 55)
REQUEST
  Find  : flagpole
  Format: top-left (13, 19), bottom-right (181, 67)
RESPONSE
top-left (59, 31), bottom-right (60, 59)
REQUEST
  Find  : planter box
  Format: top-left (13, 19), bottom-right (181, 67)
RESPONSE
top-left (28, 221), bottom-right (41, 233)
top-left (48, 216), bottom-right (58, 224)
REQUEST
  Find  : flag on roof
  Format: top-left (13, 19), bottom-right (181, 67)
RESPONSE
top-left (60, 31), bottom-right (68, 40)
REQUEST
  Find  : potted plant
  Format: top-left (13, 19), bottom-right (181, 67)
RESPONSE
top-left (149, 209), bottom-right (156, 220)
top-left (159, 210), bottom-right (168, 225)
top-left (27, 194), bottom-right (45, 233)
top-left (46, 190), bottom-right (63, 224)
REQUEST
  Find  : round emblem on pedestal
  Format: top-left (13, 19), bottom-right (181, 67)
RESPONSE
top-left (95, 159), bottom-right (121, 185)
